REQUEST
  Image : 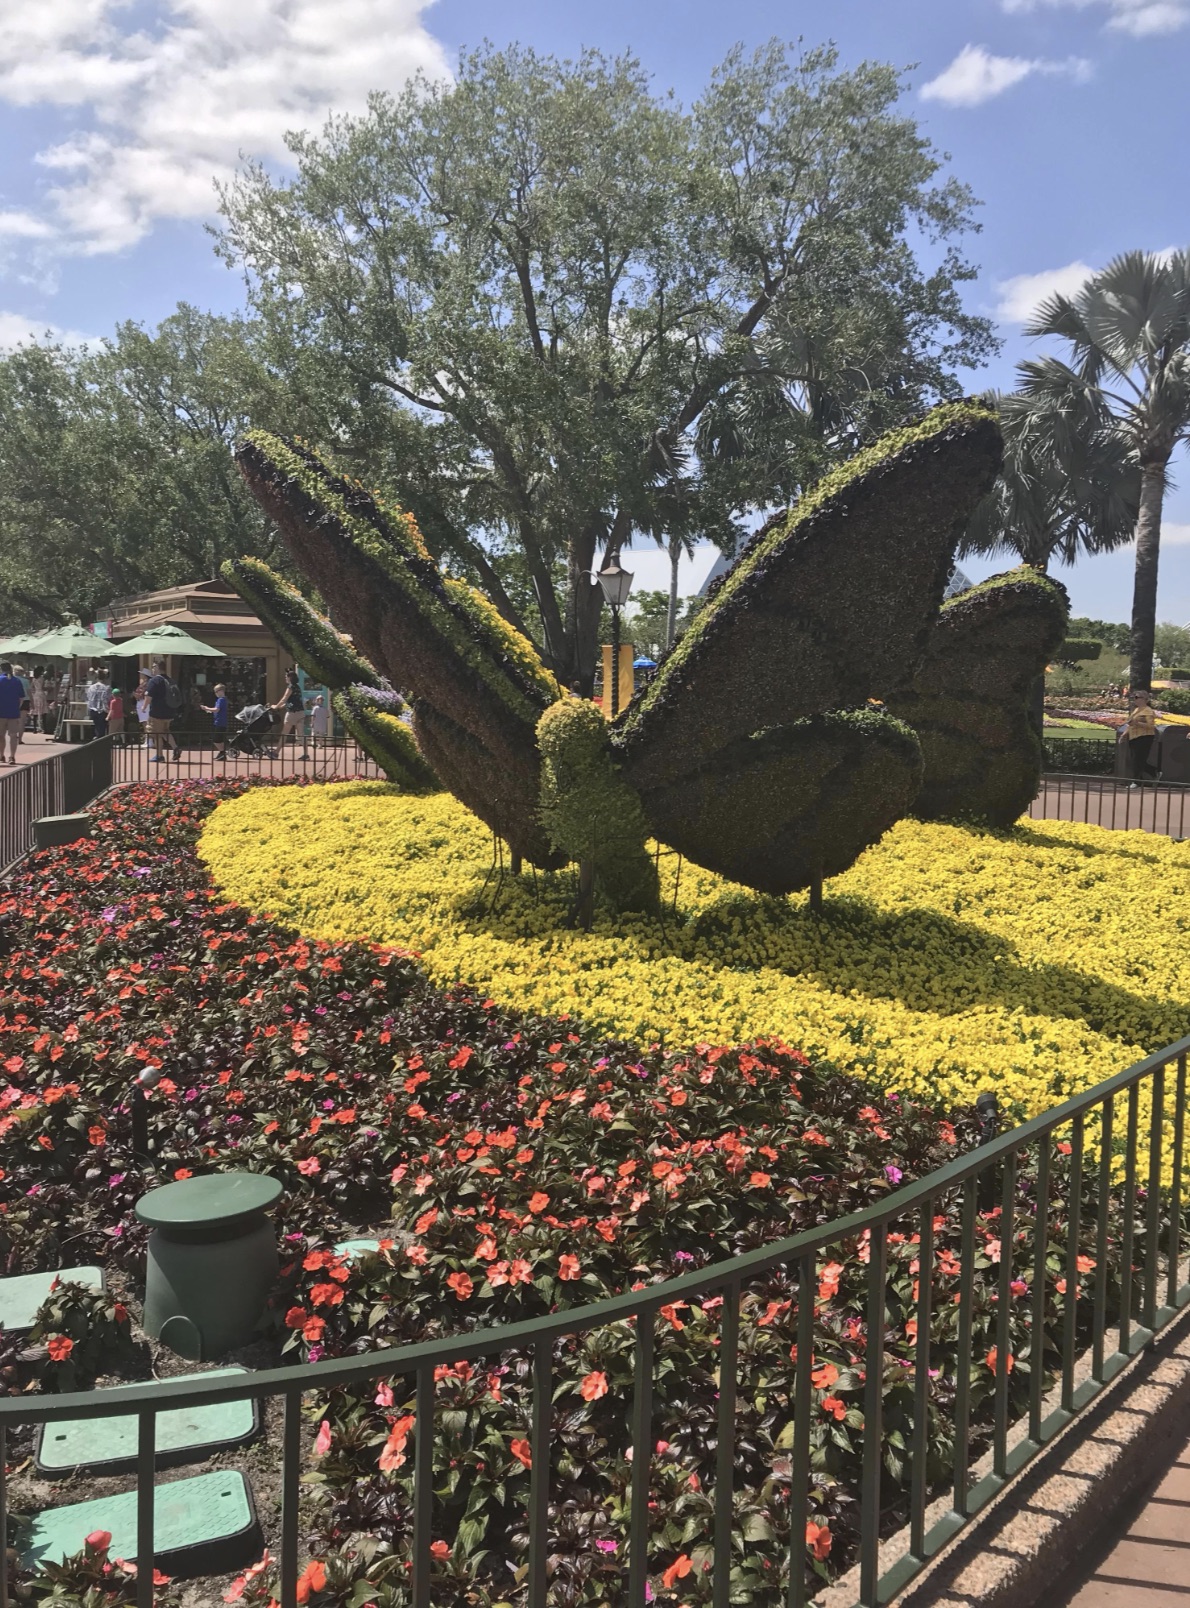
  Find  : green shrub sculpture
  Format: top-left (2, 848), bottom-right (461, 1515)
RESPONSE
top-left (886, 568), bottom-right (1069, 826)
top-left (1056, 637), bottom-right (1102, 667)
top-left (537, 699), bottom-right (659, 913)
top-left (614, 402), bottom-right (1003, 890)
top-left (221, 556), bottom-right (378, 689)
top-left (234, 432), bottom-right (562, 867)
top-left (232, 403), bottom-right (1065, 908)
top-left (333, 686), bottom-right (440, 795)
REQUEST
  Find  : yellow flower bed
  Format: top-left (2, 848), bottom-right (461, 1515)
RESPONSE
top-left (199, 784), bottom-right (1190, 1119)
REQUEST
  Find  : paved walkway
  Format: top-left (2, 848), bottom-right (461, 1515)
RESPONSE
top-left (1056, 1429), bottom-right (1190, 1605)
top-left (1030, 775), bottom-right (1190, 838)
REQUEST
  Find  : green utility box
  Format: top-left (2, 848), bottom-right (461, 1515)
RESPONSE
top-left (33, 814), bottom-right (93, 849)
top-left (136, 1172), bottom-right (283, 1361)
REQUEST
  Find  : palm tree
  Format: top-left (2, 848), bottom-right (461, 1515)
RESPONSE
top-left (960, 387), bottom-right (1139, 572)
top-left (1019, 250), bottom-right (1190, 691)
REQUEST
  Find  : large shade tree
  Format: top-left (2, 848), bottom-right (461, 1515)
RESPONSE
top-left (215, 41), bottom-right (996, 688)
top-left (0, 307), bottom-right (285, 627)
top-left (1020, 250), bottom-right (1190, 691)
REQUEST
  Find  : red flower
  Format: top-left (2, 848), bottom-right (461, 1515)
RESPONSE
top-left (749, 1171), bottom-right (771, 1188)
top-left (295, 1558), bottom-right (327, 1602)
top-left (661, 1554), bottom-right (692, 1589)
top-left (811, 1362), bottom-right (839, 1389)
top-left (510, 1438), bottom-right (532, 1468)
top-left (558, 1253), bottom-right (580, 1281)
top-left (47, 1335), bottom-right (74, 1362)
top-left (85, 1530), bottom-right (112, 1552)
top-left (986, 1346), bottom-right (1014, 1373)
top-left (806, 1520), bottom-right (832, 1560)
top-left (379, 1414), bottom-right (416, 1472)
top-left (313, 1420), bottom-right (332, 1456)
top-left (528, 1191), bottom-right (549, 1214)
top-left (580, 1370), bottom-right (608, 1401)
top-left (821, 1396), bottom-right (846, 1421)
top-left (446, 1271), bottom-right (474, 1300)
top-left (430, 1539), bottom-right (450, 1560)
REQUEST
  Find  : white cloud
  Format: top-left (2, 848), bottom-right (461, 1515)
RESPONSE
top-left (1164, 523), bottom-right (1190, 546)
top-left (1002, 0), bottom-right (1190, 35)
top-left (0, 311), bottom-right (96, 350)
top-left (921, 44), bottom-right (1092, 107)
top-left (0, 0), bottom-right (450, 256)
top-left (993, 260), bottom-right (1098, 322)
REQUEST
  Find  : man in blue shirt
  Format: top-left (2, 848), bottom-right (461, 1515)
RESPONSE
top-left (144, 659), bottom-right (179, 763)
top-left (0, 662), bottom-right (23, 763)
top-left (200, 682), bottom-right (230, 759)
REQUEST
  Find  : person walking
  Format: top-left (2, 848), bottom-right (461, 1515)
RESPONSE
top-left (1121, 688), bottom-right (1160, 783)
top-left (29, 667), bottom-right (48, 734)
top-left (200, 682), bottom-right (230, 759)
top-left (309, 694), bottom-right (329, 744)
top-left (144, 660), bottom-right (180, 763)
top-left (272, 668), bottom-right (309, 758)
top-left (135, 674), bottom-right (151, 747)
top-left (107, 684), bottom-right (125, 745)
top-left (0, 662), bottom-right (23, 764)
top-left (85, 667), bottom-right (111, 740)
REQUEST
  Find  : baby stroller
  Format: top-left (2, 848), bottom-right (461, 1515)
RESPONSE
top-left (230, 703), bottom-right (278, 758)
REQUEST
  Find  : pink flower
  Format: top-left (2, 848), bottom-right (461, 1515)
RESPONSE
top-left (296, 1156), bottom-right (321, 1177)
top-left (313, 1420), bottom-right (332, 1456)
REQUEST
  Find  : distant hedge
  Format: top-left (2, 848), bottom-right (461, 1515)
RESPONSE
top-left (1056, 637), bottom-right (1102, 665)
top-left (888, 568), bottom-right (1069, 826)
top-left (1160, 688), bottom-right (1190, 715)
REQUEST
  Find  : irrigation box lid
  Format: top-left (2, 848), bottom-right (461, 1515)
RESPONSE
top-left (135, 1172), bottom-right (282, 1235)
top-left (36, 1366), bottom-right (258, 1476)
top-left (0, 1266), bottom-right (103, 1334)
top-left (20, 1469), bottom-right (260, 1578)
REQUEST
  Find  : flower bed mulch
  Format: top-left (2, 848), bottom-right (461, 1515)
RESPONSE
top-left (0, 781), bottom-right (1111, 1608)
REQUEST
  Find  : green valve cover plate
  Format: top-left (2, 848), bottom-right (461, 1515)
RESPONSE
top-left (36, 1367), bottom-right (258, 1476)
top-left (335, 1237), bottom-right (382, 1260)
top-left (0, 1266), bottom-right (103, 1333)
top-left (21, 1470), bottom-right (260, 1578)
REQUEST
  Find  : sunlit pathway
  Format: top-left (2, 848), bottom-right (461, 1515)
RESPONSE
top-left (1056, 1431), bottom-right (1190, 1605)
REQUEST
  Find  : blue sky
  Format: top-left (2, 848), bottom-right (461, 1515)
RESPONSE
top-left (1, 0), bottom-right (1187, 625)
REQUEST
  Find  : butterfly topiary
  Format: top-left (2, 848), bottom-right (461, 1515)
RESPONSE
top-left (231, 402), bottom-right (1062, 911)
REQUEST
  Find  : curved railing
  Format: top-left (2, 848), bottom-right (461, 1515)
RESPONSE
top-left (3, 1031), bottom-right (1190, 1608)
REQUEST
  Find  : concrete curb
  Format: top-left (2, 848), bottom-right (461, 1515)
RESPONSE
top-left (818, 1297), bottom-right (1190, 1608)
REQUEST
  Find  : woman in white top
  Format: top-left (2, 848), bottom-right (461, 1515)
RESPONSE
top-left (30, 667), bottom-right (48, 733)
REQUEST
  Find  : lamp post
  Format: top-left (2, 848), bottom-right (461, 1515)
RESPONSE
top-left (596, 559), bottom-right (634, 718)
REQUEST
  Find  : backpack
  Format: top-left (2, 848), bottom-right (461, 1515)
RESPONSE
top-left (165, 680), bottom-right (184, 713)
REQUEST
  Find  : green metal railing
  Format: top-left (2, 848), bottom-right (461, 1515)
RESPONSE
top-left (3, 1032), bottom-right (1190, 1608)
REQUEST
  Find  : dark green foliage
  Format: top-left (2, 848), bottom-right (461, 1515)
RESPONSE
top-left (222, 556), bottom-right (378, 689)
top-left (887, 567), bottom-right (1069, 826)
top-left (235, 431), bottom-right (563, 867)
top-left (1056, 638), bottom-right (1102, 665)
top-left (332, 688), bottom-right (439, 793)
top-left (616, 403), bottom-right (1002, 889)
top-left (1068, 616), bottom-right (1130, 654)
top-left (636, 710), bottom-right (923, 896)
top-left (537, 699), bottom-right (659, 913)
top-left (1160, 688), bottom-right (1190, 715)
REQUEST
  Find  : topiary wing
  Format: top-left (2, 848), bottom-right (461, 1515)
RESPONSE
top-left (222, 557), bottom-right (379, 690)
top-left (616, 403), bottom-right (1003, 798)
top-left (613, 404), bottom-right (1002, 891)
top-left (886, 567), bottom-right (1069, 826)
top-left (235, 431), bottom-right (564, 866)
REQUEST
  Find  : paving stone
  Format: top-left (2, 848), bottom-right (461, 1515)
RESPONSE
top-left (0, 1266), bottom-right (103, 1333)
top-left (21, 1470), bottom-right (260, 1577)
top-left (36, 1367), bottom-right (257, 1475)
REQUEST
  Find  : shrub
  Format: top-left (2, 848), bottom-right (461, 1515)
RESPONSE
top-left (235, 431), bottom-right (563, 867)
top-left (1160, 688), bottom-right (1190, 715)
top-left (1056, 637), bottom-right (1102, 665)
top-left (221, 556), bottom-right (379, 690)
top-left (888, 567), bottom-right (1069, 826)
top-left (333, 686), bottom-right (439, 793)
top-left (29, 1279), bottom-right (137, 1391)
top-left (615, 403), bottom-right (1002, 889)
top-left (537, 697), bottom-right (659, 913)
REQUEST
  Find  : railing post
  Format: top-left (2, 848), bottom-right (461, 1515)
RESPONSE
top-left (859, 1223), bottom-right (888, 1605)
top-left (627, 1312), bottom-right (655, 1608)
top-left (713, 1280), bottom-right (740, 1608)
top-left (136, 1409), bottom-right (155, 1608)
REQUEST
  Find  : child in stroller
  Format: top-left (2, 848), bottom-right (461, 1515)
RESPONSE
top-left (230, 702), bottom-right (278, 758)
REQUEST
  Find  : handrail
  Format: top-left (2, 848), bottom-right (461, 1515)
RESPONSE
top-left (5, 1031), bottom-right (1190, 1608)
top-left (10, 1030), bottom-right (1190, 1426)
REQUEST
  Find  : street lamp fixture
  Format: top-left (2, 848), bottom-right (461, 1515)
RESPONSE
top-left (595, 559), bottom-right (634, 717)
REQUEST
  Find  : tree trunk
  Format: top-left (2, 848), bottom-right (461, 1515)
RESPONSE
top-left (666, 537), bottom-right (680, 650)
top-left (1129, 461), bottom-right (1167, 693)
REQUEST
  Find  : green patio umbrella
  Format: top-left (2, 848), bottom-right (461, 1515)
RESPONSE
top-left (107, 623), bottom-right (224, 659)
top-left (21, 623), bottom-right (119, 659)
